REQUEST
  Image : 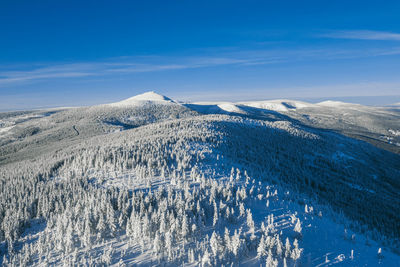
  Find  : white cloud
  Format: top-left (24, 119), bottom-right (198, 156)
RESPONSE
top-left (320, 30), bottom-right (400, 41)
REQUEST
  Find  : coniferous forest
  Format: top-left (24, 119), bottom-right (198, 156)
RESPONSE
top-left (1, 94), bottom-right (400, 266)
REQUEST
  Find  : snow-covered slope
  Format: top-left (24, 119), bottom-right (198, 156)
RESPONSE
top-left (240, 99), bottom-right (313, 112)
top-left (215, 103), bottom-right (248, 114)
top-left (0, 93), bottom-right (196, 165)
top-left (0, 92), bottom-right (399, 266)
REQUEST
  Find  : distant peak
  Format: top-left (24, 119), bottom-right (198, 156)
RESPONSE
top-left (129, 91), bottom-right (173, 102)
top-left (109, 91), bottom-right (175, 106)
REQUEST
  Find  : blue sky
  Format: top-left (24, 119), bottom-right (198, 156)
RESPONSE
top-left (1, 0), bottom-right (400, 110)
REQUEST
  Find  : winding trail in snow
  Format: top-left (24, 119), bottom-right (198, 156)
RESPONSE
top-left (72, 125), bottom-right (79, 136)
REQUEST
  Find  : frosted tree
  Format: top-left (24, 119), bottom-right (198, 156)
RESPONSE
top-left (188, 248), bottom-right (195, 263)
top-left (246, 209), bottom-right (255, 234)
top-left (82, 220), bottom-right (91, 248)
top-left (275, 237), bottom-right (283, 258)
top-left (210, 231), bottom-right (221, 259)
top-left (257, 235), bottom-right (267, 258)
top-left (294, 218), bottom-right (302, 237)
top-left (224, 228), bottom-right (231, 254)
top-left (165, 231), bottom-right (173, 261)
top-left (291, 239), bottom-right (302, 262)
top-left (96, 215), bottom-right (106, 241)
top-left (181, 215), bottom-right (189, 242)
top-left (153, 231), bottom-right (162, 255)
top-left (65, 222), bottom-right (75, 253)
top-left (102, 245), bottom-right (113, 265)
top-left (266, 249), bottom-right (278, 267)
top-left (231, 229), bottom-right (242, 258)
top-left (202, 249), bottom-right (212, 267)
top-left (213, 202), bottom-right (219, 227)
top-left (239, 203), bottom-right (246, 217)
top-left (284, 238), bottom-right (291, 258)
top-left (377, 248), bottom-right (383, 259)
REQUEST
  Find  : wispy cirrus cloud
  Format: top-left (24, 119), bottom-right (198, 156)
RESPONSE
top-left (0, 56), bottom-right (280, 86)
top-left (0, 62), bottom-right (177, 85)
top-left (0, 64), bottom-right (96, 84)
top-left (320, 30), bottom-right (400, 41)
top-left (2, 43), bottom-right (400, 87)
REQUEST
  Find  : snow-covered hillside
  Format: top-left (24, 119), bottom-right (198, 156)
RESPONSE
top-left (0, 92), bottom-right (399, 266)
top-left (188, 97), bottom-right (400, 154)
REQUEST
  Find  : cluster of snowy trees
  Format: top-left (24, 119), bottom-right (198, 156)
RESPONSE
top-left (125, 176), bottom-right (303, 266)
top-left (1, 162), bottom-right (304, 266)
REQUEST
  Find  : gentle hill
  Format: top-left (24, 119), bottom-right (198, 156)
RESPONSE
top-left (239, 99), bottom-right (313, 112)
top-left (316, 100), bottom-right (361, 108)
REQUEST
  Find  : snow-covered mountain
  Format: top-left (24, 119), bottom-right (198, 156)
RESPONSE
top-left (108, 91), bottom-right (175, 107)
top-left (0, 92), bottom-right (399, 266)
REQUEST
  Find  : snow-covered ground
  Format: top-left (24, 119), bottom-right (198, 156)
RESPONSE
top-left (0, 126), bottom-right (14, 136)
top-left (0, 92), bottom-right (399, 266)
